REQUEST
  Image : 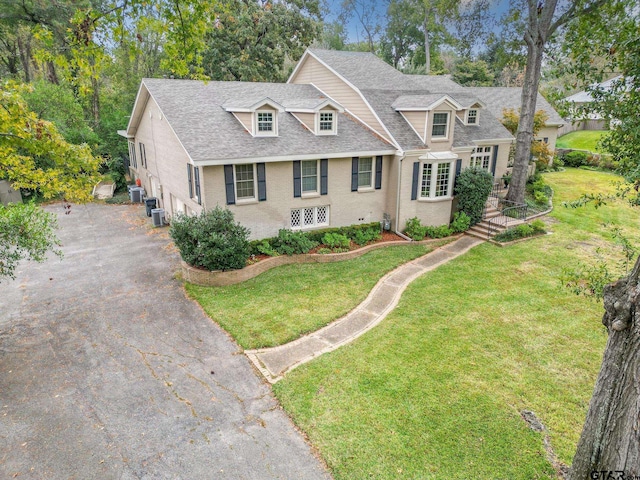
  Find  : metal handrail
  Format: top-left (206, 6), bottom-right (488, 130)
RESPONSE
top-left (487, 203), bottom-right (528, 236)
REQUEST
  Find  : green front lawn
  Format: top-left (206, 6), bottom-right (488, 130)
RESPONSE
top-left (187, 242), bottom-right (442, 349)
top-left (270, 169), bottom-right (640, 479)
top-left (556, 130), bottom-right (609, 152)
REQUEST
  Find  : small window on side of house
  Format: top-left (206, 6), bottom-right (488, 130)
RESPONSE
top-left (467, 109), bottom-right (478, 125)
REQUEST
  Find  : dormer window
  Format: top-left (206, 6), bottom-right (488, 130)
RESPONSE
top-left (319, 112), bottom-right (334, 132)
top-left (256, 111), bottom-right (275, 135)
top-left (467, 109), bottom-right (478, 125)
top-left (432, 112), bottom-right (449, 138)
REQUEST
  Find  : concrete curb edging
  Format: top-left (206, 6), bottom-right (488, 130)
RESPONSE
top-left (181, 236), bottom-right (460, 286)
top-left (245, 235), bottom-right (484, 383)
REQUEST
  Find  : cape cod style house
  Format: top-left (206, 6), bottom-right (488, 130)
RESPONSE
top-left (119, 49), bottom-right (563, 239)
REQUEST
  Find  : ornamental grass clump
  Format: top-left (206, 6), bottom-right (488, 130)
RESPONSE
top-left (169, 206), bottom-right (250, 271)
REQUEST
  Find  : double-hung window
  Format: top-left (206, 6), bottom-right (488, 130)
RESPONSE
top-left (467, 109), bottom-right (478, 125)
top-left (319, 112), bottom-right (334, 133)
top-left (301, 160), bottom-right (318, 194)
top-left (235, 164), bottom-right (256, 200)
top-left (470, 146), bottom-right (492, 170)
top-left (431, 112), bottom-right (449, 138)
top-left (256, 111), bottom-right (274, 134)
top-left (358, 157), bottom-right (373, 189)
top-left (420, 162), bottom-right (453, 199)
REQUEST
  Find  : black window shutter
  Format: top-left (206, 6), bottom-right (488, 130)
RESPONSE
top-left (320, 159), bottom-right (328, 195)
top-left (142, 144), bottom-right (146, 167)
top-left (224, 164), bottom-right (235, 205)
top-left (351, 157), bottom-right (359, 192)
top-left (257, 162), bottom-right (267, 201)
top-left (139, 143), bottom-right (144, 168)
top-left (375, 156), bottom-right (383, 190)
top-left (454, 158), bottom-right (463, 191)
top-left (491, 145), bottom-right (498, 176)
top-left (187, 164), bottom-right (193, 198)
top-left (194, 166), bottom-right (201, 205)
top-left (293, 160), bottom-right (301, 198)
top-left (411, 162), bottom-right (420, 200)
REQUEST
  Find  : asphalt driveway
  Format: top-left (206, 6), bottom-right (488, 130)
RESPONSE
top-left (0, 202), bottom-right (330, 480)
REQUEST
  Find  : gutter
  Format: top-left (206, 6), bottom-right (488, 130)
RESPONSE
top-left (395, 151), bottom-right (410, 240)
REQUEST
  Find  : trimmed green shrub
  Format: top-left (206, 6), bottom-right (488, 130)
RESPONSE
top-left (254, 240), bottom-right (279, 257)
top-left (451, 211), bottom-right (471, 233)
top-left (454, 167), bottom-right (494, 225)
top-left (493, 219), bottom-right (546, 243)
top-left (169, 207), bottom-right (250, 271)
top-left (563, 150), bottom-right (588, 168)
top-left (322, 232), bottom-right (351, 249)
top-left (424, 225), bottom-right (453, 238)
top-left (272, 229), bottom-right (318, 255)
top-left (404, 217), bottom-right (427, 241)
top-left (352, 226), bottom-right (381, 246)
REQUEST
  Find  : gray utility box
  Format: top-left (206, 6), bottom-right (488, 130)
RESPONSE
top-left (129, 187), bottom-right (144, 203)
top-left (151, 208), bottom-right (165, 227)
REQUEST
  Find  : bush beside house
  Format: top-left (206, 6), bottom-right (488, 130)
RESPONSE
top-left (454, 167), bottom-right (494, 225)
top-left (170, 206), bottom-right (250, 271)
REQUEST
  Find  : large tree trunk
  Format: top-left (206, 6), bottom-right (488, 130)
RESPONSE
top-left (569, 257), bottom-right (640, 478)
top-left (505, 32), bottom-right (543, 204)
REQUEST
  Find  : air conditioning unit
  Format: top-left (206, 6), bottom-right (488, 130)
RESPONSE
top-left (130, 187), bottom-right (144, 203)
top-left (151, 208), bottom-right (165, 227)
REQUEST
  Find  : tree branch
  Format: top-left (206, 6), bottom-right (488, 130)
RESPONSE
top-left (548, 0), bottom-right (609, 36)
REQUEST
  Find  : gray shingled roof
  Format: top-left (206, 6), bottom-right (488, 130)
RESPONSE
top-left (306, 50), bottom-right (562, 149)
top-left (306, 50), bottom-right (528, 149)
top-left (391, 94), bottom-right (452, 110)
top-left (308, 49), bottom-right (415, 90)
top-left (466, 87), bottom-right (565, 125)
top-left (140, 79), bottom-right (393, 163)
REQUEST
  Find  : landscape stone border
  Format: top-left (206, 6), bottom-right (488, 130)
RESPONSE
top-left (181, 235), bottom-right (460, 287)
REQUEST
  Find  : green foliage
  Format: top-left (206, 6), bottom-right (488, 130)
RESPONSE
top-left (252, 240), bottom-right (279, 257)
top-left (169, 207), bottom-right (250, 271)
top-left (404, 217), bottom-right (428, 241)
top-left (272, 229), bottom-right (318, 256)
top-left (561, 2), bottom-right (639, 185)
top-left (424, 224), bottom-right (453, 238)
top-left (562, 150), bottom-right (589, 168)
top-left (202, 0), bottom-right (321, 82)
top-left (101, 156), bottom-right (127, 192)
top-left (493, 219), bottom-right (546, 243)
top-left (22, 80), bottom-right (100, 146)
top-left (405, 217), bottom-right (454, 240)
top-left (306, 222), bottom-right (381, 246)
top-left (322, 232), bottom-right (351, 249)
top-left (451, 59), bottom-right (494, 86)
top-left (0, 82), bottom-right (101, 203)
top-left (450, 211), bottom-right (471, 233)
top-left (454, 167), bottom-right (494, 225)
top-left (0, 202), bottom-right (63, 281)
top-left (526, 176), bottom-right (552, 207)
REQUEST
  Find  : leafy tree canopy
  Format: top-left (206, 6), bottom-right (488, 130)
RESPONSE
top-left (0, 82), bottom-right (100, 202)
top-left (203, 0), bottom-right (322, 82)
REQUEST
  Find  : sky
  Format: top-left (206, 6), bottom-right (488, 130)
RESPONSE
top-left (324, 0), bottom-right (514, 44)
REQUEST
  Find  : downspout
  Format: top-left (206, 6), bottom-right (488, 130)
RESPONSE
top-left (395, 152), bottom-right (413, 241)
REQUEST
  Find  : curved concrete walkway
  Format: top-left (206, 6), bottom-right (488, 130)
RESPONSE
top-left (246, 235), bottom-right (484, 383)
